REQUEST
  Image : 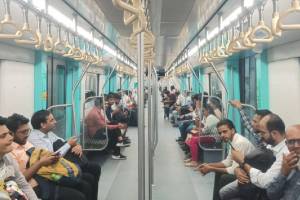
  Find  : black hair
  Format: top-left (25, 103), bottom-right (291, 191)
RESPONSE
top-left (217, 119), bottom-right (236, 131)
top-left (255, 109), bottom-right (272, 118)
top-left (6, 114), bottom-right (29, 133)
top-left (0, 116), bottom-right (7, 126)
top-left (204, 104), bottom-right (215, 115)
top-left (266, 113), bottom-right (285, 135)
top-left (31, 110), bottom-right (51, 129)
top-left (95, 97), bottom-right (103, 107)
top-left (108, 92), bottom-right (115, 99)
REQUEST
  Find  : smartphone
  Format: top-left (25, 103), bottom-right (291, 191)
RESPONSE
top-left (53, 151), bottom-right (61, 156)
top-left (228, 141), bottom-right (235, 150)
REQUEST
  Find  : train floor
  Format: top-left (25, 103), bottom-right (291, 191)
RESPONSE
top-left (94, 105), bottom-right (214, 200)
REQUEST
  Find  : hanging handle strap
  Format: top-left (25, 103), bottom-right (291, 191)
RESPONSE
top-left (271, 0), bottom-right (282, 36)
top-left (278, 0), bottom-right (300, 30)
top-left (250, 2), bottom-right (274, 43)
top-left (15, 6), bottom-right (39, 45)
top-left (44, 21), bottom-right (54, 52)
top-left (0, 0), bottom-right (22, 39)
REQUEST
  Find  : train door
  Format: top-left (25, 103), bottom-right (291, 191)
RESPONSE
top-left (47, 57), bottom-right (67, 139)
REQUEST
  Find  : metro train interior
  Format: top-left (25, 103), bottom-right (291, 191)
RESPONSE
top-left (0, 0), bottom-right (300, 200)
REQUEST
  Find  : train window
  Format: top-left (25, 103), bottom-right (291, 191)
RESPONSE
top-left (117, 74), bottom-right (122, 90)
top-left (85, 73), bottom-right (98, 96)
top-left (239, 56), bottom-right (257, 107)
top-left (209, 72), bottom-right (223, 99)
top-left (239, 55), bottom-right (257, 140)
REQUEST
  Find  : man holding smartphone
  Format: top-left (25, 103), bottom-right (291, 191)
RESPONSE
top-left (29, 110), bottom-right (101, 200)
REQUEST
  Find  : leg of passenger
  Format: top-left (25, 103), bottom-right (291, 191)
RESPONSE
top-left (55, 186), bottom-right (87, 200)
top-left (219, 180), bottom-right (240, 200)
top-left (190, 136), bottom-right (199, 162)
top-left (81, 162), bottom-right (101, 200)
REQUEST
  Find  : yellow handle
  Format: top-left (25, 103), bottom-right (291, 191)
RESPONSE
top-left (54, 41), bottom-right (67, 55)
top-left (278, 0), bottom-right (300, 30)
top-left (250, 21), bottom-right (274, 43)
top-left (44, 35), bottom-right (54, 52)
top-left (72, 48), bottom-right (84, 61)
top-left (243, 28), bottom-right (256, 48)
top-left (62, 43), bottom-right (74, 58)
top-left (34, 30), bottom-right (43, 49)
top-left (272, 12), bottom-right (282, 36)
top-left (0, 15), bottom-right (22, 39)
top-left (15, 28), bottom-right (39, 45)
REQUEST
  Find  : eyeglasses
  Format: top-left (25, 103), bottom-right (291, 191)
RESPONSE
top-left (16, 128), bottom-right (32, 135)
top-left (285, 139), bottom-right (300, 146)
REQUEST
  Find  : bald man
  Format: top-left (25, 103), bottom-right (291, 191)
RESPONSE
top-left (267, 125), bottom-right (300, 200)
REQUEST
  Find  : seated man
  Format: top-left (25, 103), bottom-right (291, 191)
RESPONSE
top-left (199, 119), bottom-right (255, 175)
top-left (199, 119), bottom-right (255, 200)
top-left (267, 125), bottom-right (300, 200)
top-left (0, 116), bottom-right (38, 200)
top-left (6, 113), bottom-right (87, 200)
top-left (28, 110), bottom-right (101, 200)
top-left (229, 113), bottom-right (289, 200)
top-left (85, 97), bottom-right (128, 159)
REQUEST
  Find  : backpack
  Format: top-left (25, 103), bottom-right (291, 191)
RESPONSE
top-left (238, 146), bottom-right (276, 200)
top-left (26, 148), bottom-right (80, 182)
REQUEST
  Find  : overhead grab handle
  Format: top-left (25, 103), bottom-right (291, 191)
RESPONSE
top-left (243, 10), bottom-right (256, 48)
top-left (227, 25), bottom-right (240, 53)
top-left (54, 26), bottom-right (67, 55)
top-left (278, 0), bottom-right (300, 30)
top-left (232, 19), bottom-right (251, 51)
top-left (71, 36), bottom-right (84, 61)
top-left (62, 31), bottom-right (74, 58)
top-left (44, 21), bottom-right (54, 52)
top-left (250, 1), bottom-right (274, 43)
top-left (15, 6), bottom-right (39, 45)
top-left (0, 0), bottom-right (22, 39)
top-left (272, 0), bottom-right (282, 36)
top-left (34, 15), bottom-right (43, 49)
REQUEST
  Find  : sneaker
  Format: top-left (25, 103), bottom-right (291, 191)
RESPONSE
top-left (112, 154), bottom-right (127, 160)
top-left (116, 142), bottom-right (130, 147)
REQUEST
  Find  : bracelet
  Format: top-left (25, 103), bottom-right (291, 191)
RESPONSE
top-left (239, 161), bottom-right (246, 169)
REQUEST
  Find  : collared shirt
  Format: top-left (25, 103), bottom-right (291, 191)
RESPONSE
top-left (267, 169), bottom-right (300, 200)
top-left (0, 154), bottom-right (38, 200)
top-left (10, 142), bottom-right (38, 188)
top-left (28, 129), bottom-right (70, 156)
top-left (249, 140), bottom-right (289, 189)
top-left (222, 133), bottom-right (255, 174)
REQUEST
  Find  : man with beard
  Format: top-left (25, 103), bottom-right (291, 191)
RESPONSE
top-left (228, 113), bottom-right (289, 199)
top-left (267, 125), bottom-right (300, 200)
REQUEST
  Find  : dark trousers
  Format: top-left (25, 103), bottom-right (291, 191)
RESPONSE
top-left (179, 120), bottom-right (194, 140)
top-left (34, 183), bottom-right (86, 200)
top-left (107, 129), bottom-right (122, 155)
top-left (164, 106), bottom-right (170, 118)
top-left (81, 162), bottom-right (101, 200)
top-left (213, 173), bottom-right (236, 200)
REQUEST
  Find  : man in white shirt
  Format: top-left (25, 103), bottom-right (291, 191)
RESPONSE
top-left (199, 119), bottom-right (255, 175)
top-left (221, 113), bottom-right (289, 200)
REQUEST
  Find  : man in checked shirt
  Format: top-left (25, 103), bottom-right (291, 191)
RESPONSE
top-left (229, 100), bottom-right (271, 146)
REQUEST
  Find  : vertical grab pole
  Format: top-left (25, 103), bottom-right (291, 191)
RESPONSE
top-left (209, 61), bottom-right (229, 117)
top-left (72, 63), bottom-right (91, 137)
top-left (147, 61), bottom-right (153, 199)
top-left (137, 31), bottom-right (145, 200)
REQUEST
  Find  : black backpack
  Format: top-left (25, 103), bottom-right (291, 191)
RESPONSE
top-left (238, 146), bottom-right (276, 200)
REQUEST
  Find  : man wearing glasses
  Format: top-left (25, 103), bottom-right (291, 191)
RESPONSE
top-left (267, 125), bottom-right (300, 200)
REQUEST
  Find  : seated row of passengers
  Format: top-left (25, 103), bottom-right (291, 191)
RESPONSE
top-left (167, 91), bottom-right (300, 200)
top-left (0, 90), bottom-right (136, 199)
top-left (0, 111), bottom-right (101, 200)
